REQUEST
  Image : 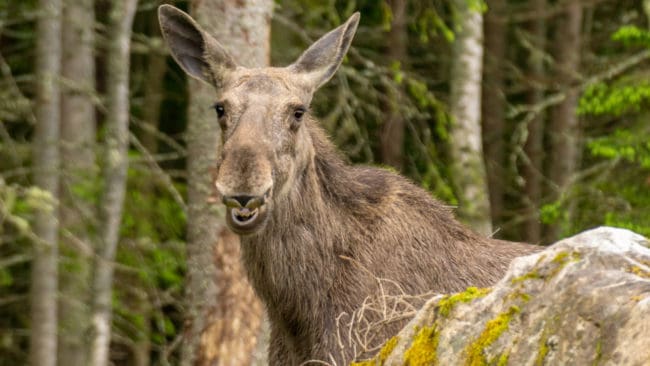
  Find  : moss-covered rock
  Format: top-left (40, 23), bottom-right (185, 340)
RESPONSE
top-left (368, 227), bottom-right (650, 366)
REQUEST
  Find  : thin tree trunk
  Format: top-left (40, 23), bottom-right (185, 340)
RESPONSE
top-left (545, 2), bottom-right (582, 243)
top-left (131, 290), bottom-right (151, 366)
top-left (29, 1), bottom-right (62, 365)
top-left (379, 0), bottom-right (407, 171)
top-left (140, 14), bottom-right (167, 154)
top-left (128, 15), bottom-right (167, 366)
top-left (449, 0), bottom-right (492, 236)
top-left (90, 1), bottom-right (138, 365)
top-left (481, 0), bottom-right (506, 233)
top-left (58, 0), bottom-right (95, 365)
top-left (181, 1), bottom-right (272, 365)
top-left (522, 0), bottom-right (547, 244)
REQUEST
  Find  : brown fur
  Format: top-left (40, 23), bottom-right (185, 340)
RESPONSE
top-left (241, 119), bottom-right (537, 364)
top-left (158, 6), bottom-right (539, 365)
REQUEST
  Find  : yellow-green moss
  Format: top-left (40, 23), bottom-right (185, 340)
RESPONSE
top-left (464, 306), bottom-right (520, 366)
top-left (592, 339), bottom-right (602, 366)
top-left (437, 287), bottom-right (491, 317)
top-left (349, 336), bottom-right (399, 366)
top-left (496, 350), bottom-right (510, 366)
top-left (350, 360), bottom-right (375, 366)
top-left (403, 326), bottom-right (439, 366)
top-left (550, 251), bottom-right (569, 264)
top-left (535, 331), bottom-right (549, 366)
top-left (378, 336), bottom-right (399, 362)
top-left (631, 294), bottom-right (645, 302)
top-left (511, 270), bottom-right (541, 284)
top-left (628, 265), bottom-right (650, 278)
top-left (505, 290), bottom-right (531, 303)
top-left (547, 251), bottom-right (581, 279)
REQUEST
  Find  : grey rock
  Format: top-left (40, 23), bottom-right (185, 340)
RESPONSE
top-left (366, 227), bottom-right (650, 366)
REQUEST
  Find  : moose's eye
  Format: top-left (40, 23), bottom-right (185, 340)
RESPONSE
top-left (293, 107), bottom-right (306, 120)
top-left (213, 103), bottom-right (225, 118)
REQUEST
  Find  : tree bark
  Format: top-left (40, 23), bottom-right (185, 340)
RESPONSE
top-left (58, 0), bottom-right (95, 365)
top-left (481, 0), bottom-right (506, 233)
top-left (29, 1), bottom-right (62, 365)
top-left (89, 1), bottom-right (138, 365)
top-left (379, 0), bottom-right (407, 171)
top-left (131, 289), bottom-right (151, 366)
top-left (181, 1), bottom-right (272, 365)
top-left (449, 0), bottom-right (493, 236)
top-left (545, 2), bottom-right (582, 243)
top-left (140, 14), bottom-right (167, 154)
top-left (522, 0), bottom-right (547, 244)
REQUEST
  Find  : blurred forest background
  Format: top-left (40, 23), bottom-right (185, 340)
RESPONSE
top-left (1, 0), bottom-right (649, 365)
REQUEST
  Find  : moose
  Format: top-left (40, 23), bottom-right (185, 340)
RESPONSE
top-left (158, 5), bottom-right (538, 365)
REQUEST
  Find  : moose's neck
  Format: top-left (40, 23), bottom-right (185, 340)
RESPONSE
top-left (239, 122), bottom-right (350, 282)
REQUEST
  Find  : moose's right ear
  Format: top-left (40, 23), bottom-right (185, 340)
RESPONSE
top-left (158, 4), bottom-right (236, 86)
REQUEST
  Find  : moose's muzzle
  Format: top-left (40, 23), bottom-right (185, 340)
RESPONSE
top-left (222, 189), bottom-right (271, 235)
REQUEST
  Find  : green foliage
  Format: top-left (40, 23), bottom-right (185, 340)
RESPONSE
top-left (413, 8), bottom-right (454, 43)
top-left (0, 268), bottom-right (13, 287)
top-left (540, 201), bottom-right (564, 225)
top-left (611, 25), bottom-right (650, 48)
top-left (566, 23), bottom-right (650, 239)
top-left (579, 82), bottom-right (650, 117)
top-left (467, 0), bottom-right (488, 14)
top-left (587, 128), bottom-right (650, 169)
top-left (113, 162), bottom-right (186, 353)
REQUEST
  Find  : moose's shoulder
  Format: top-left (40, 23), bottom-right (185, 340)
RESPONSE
top-left (349, 165), bottom-right (446, 209)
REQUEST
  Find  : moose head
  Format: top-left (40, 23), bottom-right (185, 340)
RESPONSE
top-left (158, 5), bottom-right (359, 235)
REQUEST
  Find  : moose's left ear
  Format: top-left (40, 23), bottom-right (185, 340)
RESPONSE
top-left (288, 12), bottom-right (360, 91)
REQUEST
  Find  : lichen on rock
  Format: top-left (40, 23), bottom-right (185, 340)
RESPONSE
top-left (365, 227), bottom-right (650, 366)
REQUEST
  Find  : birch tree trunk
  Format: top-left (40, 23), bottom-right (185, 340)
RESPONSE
top-left (449, 0), bottom-right (492, 236)
top-left (58, 0), bottom-right (95, 364)
top-left (379, 0), bottom-right (407, 171)
top-left (181, 1), bottom-right (272, 365)
top-left (89, 1), bottom-right (138, 365)
top-left (546, 3), bottom-right (582, 243)
top-left (29, 1), bottom-right (62, 365)
top-left (481, 0), bottom-right (506, 232)
top-left (522, 0), bottom-right (547, 244)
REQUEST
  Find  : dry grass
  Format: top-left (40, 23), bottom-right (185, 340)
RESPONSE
top-left (299, 256), bottom-right (438, 365)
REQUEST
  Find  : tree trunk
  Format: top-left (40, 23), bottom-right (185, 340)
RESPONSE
top-left (545, 2), bottom-right (582, 243)
top-left (58, 0), bottom-right (95, 365)
top-left (131, 290), bottom-right (151, 366)
top-left (140, 14), bottom-right (167, 154)
top-left (449, 0), bottom-right (493, 236)
top-left (29, 1), bottom-right (62, 365)
top-left (481, 0), bottom-right (506, 233)
top-left (181, 1), bottom-right (272, 365)
top-left (522, 0), bottom-right (547, 244)
top-left (379, 0), bottom-right (407, 171)
top-left (89, 1), bottom-right (138, 365)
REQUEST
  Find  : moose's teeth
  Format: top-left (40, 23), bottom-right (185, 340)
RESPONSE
top-left (241, 209), bottom-right (254, 217)
top-left (232, 207), bottom-right (259, 223)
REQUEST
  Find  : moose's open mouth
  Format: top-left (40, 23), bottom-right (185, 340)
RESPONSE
top-left (231, 207), bottom-right (259, 225)
top-left (220, 188), bottom-right (272, 235)
top-left (226, 204), bottom-right (268, 235)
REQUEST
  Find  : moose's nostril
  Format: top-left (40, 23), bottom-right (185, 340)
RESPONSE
top-left (223, 195), bottom-right (266, 209)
